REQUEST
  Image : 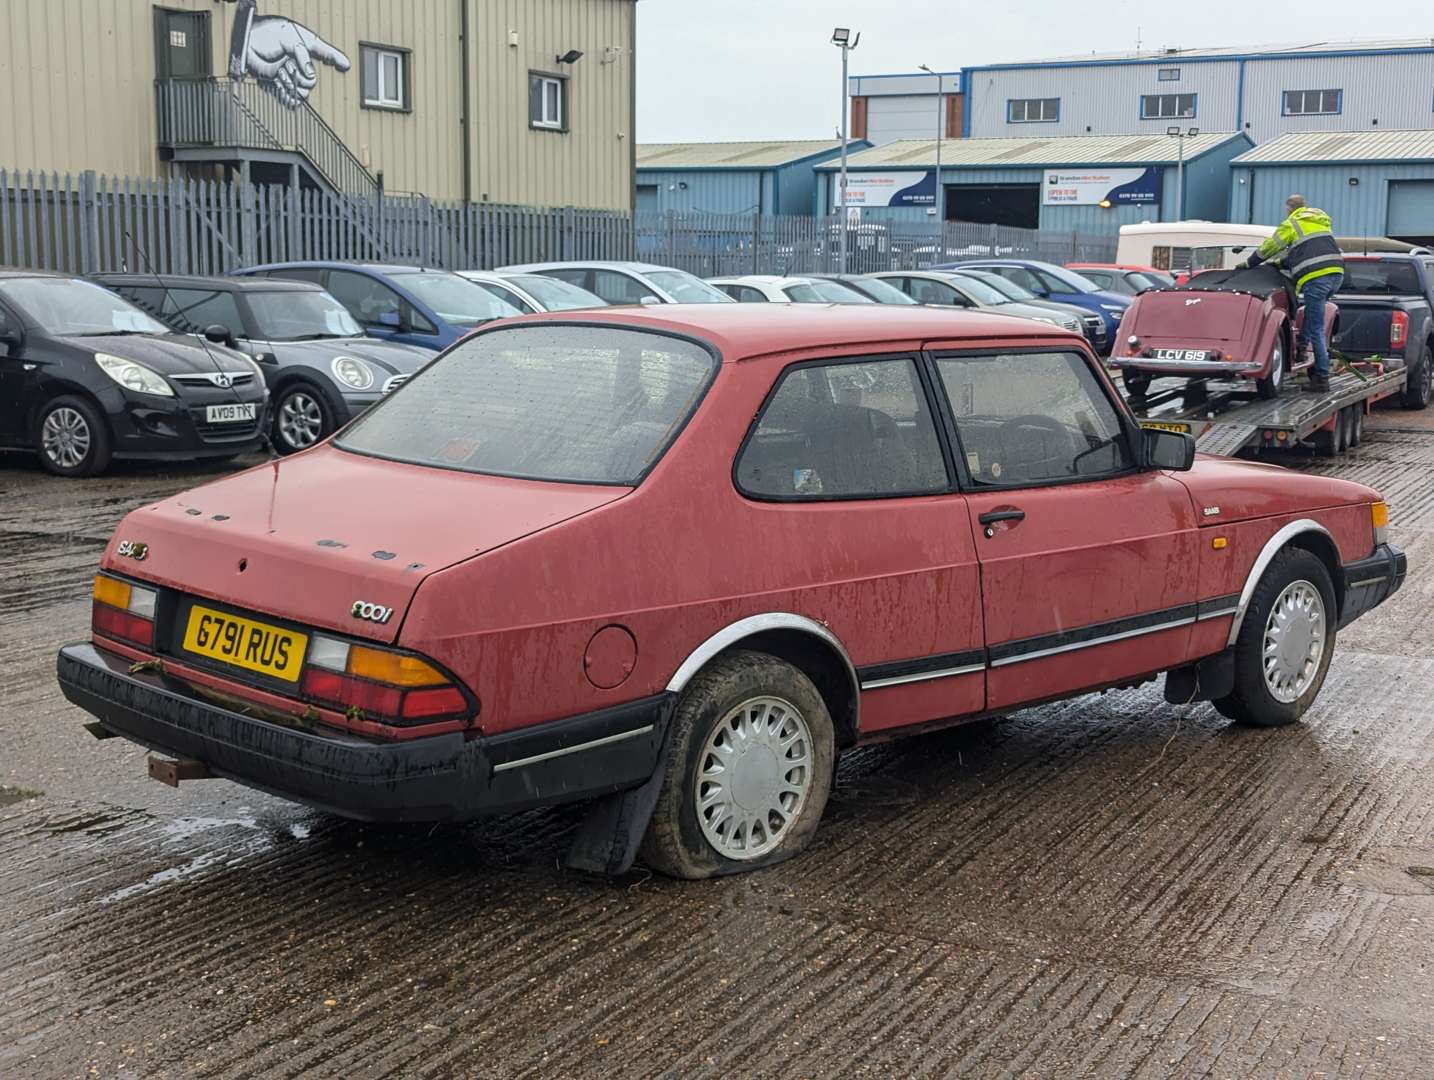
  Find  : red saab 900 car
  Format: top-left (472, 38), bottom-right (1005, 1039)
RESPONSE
top-left (59, 305), bottom-right (1405, 879)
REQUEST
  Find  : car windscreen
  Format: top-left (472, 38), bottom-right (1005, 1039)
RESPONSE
top-left (945, 274), bottom-right (1015, 306)
top-left (246, 289), bottom-right (364, 339)
top-left (848, 277), bottom-right (918, 304)
top-left (508, 274), bottom-right (607, 311)
top-left (3, 277), bottom-right (171, 336)
top-left (399, 272), bottom-right (523, 326)
top-left (645, 270), bottom-right (735, 303)
top-left (964, 271), bottom-right (1038, 302)
top-left (783, 280), bottom-right (875, 303)
top-left (334, 325), bottom-right (717, 485)
top-left (1339, 260), bottom-right (1422, 295)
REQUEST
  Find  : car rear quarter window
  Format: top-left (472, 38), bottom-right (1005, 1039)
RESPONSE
top-left (935, 351), bottom-right (1134, 486)
top-left (334, 325), bottom-right (716, 485)
top-left (736, 358), bottom-right (948, 500)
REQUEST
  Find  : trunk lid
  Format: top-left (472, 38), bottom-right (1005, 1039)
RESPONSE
top-left (1125, 291), bottom-right (1263, 348)
top-left (104, 446), bottom-right (629, 644)
top-left (1329, 297), bottom-right (1421, 356)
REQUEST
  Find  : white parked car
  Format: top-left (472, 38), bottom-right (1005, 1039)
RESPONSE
top-left (496, 261), bottom-right (734, 306)
top-left (707, 275), bottom-right (875, 304)
top-left (456, 270), bottom-right (607, 313)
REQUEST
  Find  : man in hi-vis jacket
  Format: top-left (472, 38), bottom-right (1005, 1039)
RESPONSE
top-left (1240, 195), bottom-right (1345, 392)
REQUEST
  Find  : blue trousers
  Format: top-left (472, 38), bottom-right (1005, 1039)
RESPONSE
top-left (1299, 272), bottom-right (1343, 379)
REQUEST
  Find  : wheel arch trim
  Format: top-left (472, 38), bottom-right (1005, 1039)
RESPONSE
top-left (1227, 519), bottom-right (1336, 646)
top-left (665, 612), bottom-right (860, 717)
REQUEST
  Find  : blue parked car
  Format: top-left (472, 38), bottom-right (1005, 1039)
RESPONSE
top-left (936, 259), bottom-right (1130, 353)
top-left (233, 262), bottom-right (521, 350)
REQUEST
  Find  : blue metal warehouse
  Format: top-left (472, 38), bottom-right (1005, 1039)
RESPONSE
top-left (815, 132), bottom-right (1252, 234)
top-left (1230, 130), bottom-right (1434, 244)
top-left (636, 139), bottom-right (859, 217)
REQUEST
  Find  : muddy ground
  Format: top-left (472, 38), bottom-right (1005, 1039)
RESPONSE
top-left (2, 412), bottom-right (1432, 1079)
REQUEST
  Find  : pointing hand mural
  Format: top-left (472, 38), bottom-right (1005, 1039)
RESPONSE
top-left (228, 0), bottom-right (351, 108)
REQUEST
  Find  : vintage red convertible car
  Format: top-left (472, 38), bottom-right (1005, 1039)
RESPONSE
top-left (1111, 265), bottom-right (1337, 399)
top-left (59, 304), bottom-right (1404, 878)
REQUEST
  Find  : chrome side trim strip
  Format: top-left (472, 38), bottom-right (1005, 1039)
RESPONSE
top-left (491, 725), bottom-right (654, 773)
top-left (860, 663), bottom-right (985, 691)
top-left (989, 616), bottom-right (1195, 668)
top-left (1227, 519), bottom-right (1335, 646)
top-left (1196, 605), bottom-right (1239, 620)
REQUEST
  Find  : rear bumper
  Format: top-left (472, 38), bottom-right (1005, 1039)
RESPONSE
top-left (1112, 356), bottom-right (1264, 377)
top-left (57, 642), bottom-right (674, 823)
top-left (1339, 543), bottom-right (1407, 630)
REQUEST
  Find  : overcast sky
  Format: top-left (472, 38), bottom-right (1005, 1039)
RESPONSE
top-left (635, 1), bottom-right (1432, 142)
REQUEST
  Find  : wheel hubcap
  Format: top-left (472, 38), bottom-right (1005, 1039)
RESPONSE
top-left (41, 407), bottom-right (91, 469)
top-left (695, 695), bottom-right (813, 860)
top-left (1262, 580), bottom-right (1326, 703)
top-left (278, 392), bottom-right (324, 448)
top-left (1270, 347), bottom-right (1283, 388)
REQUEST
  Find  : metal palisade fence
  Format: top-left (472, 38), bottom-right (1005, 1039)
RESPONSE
top-left (0, 169), bottom-right (1115, 277)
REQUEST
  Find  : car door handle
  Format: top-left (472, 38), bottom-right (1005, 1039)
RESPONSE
top-left (978, 509), bottom-right (1026, 525)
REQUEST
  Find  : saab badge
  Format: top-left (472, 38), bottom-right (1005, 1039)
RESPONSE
top-left (116, 540), bottom-right (149, 561)
top-left (351, 600), bottom-right (394, 624)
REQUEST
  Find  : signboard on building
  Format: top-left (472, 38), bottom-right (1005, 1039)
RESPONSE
top-left (836, 170), bottom-right (936, 209)
top-left (1042, 167), bottom-right (1162, 206)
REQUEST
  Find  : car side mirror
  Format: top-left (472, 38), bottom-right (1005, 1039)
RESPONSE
top-left (203, 323), bottom-right (234, 347)
top-left (1230, 246), bottom-right (1246, 254)
top-left (1143, 427), bottom-right (1196, 471)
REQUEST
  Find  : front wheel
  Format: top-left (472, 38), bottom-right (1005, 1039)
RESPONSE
top-left (640, 650), bottom-right (835, 879)
top-left (271, 383), bottom-right (336, 454)
top-left (1213, 548), bottom-right (1336, 728)
top-left (35, 395), bottom-right (112, 477)
top-left (1255, 344), bottom-right (1284, 400)
top-left (1402, 343), bottom-right (1432, 410)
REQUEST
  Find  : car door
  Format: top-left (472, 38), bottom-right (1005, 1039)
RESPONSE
top-left (734, 354), bottom-right (985, 733)
top-left (326, 270), bottom-right (407, 342)
top-left (930, 345), bottom-right (1201, 711)
top-left (0, 301), bottom-right (32, 446)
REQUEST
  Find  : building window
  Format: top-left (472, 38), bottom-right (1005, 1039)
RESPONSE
top-left (529, 72), bottom-right (567, 131)
top-left (1141, 93), bottom-right (1196, 119)
top-left (1283, 89), bottom-right (1342, 115)
top-left (1158, 67), bottom-right (1181, 81)
top-left (1008, 97), bottom-right (1059, 123)
top-left (360, 44), bottom-right (409, 110)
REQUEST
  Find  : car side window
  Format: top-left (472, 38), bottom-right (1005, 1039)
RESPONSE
top-left (731, 285), bottom-right (768, 302)
top-left (735, 357), bottom-right (948, 500)
top-left (910, 279), bottom-right (962, 305)
top-left (161, 288), bottom-right (246, 338)
top-left (1034, 270), bottom-right (1072, 294)
top-left (1082, 271), bottom-right (1112, 289)
top-left (408, 306), bottom-right (438, 334)
top-left (473, 281), bottom-right (534, 314)
top-left (990, 266), bottom-right (1045, 294)
top-left (541, 268), bottom-right (591, 290)
top-left (593, 270), bottom-right (660, 305)
top-left (327, 271), bottom-right (403, 329)
top-left (935, 351), bottom-right (1134, 486)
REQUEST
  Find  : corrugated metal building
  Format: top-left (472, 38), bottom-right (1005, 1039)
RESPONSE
top-left (1230, 131), bottom-right (1434, 243)
top-left (815, 133), bottom-right (1250, 234)
top-left (847, 72), bottom-right (962, 146)
top-left (636, 140), bottom-right (856, 216)
top-left (0, 0), bottom-right (636, 210)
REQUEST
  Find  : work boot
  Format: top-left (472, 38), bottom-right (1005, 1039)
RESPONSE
top-left (1305, 374), bottom-right (1331, 392)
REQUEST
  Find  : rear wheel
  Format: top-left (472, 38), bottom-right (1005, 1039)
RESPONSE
top-left (35, 395), bottom-right (112, 478)
top-left (1311, 420), bottom-right (1339, 457)
top-left (640, 650), bottom-right (835, 879)
top-left (1401, 343), bottom-right (1432, 410)
top-left (1255, 344), bottom-right (1284, 400)
top-left (1214, 549), bottom-right (1335, 728)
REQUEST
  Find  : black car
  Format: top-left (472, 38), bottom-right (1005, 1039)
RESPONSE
top-left (0, 271), bottom-right (267, 477)
top-left (95, 274), bottom-right (433, 453)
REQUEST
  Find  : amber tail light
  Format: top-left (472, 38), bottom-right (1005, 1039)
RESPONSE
top-left (299, 635), bottom-right (473, 726)
top-left (92, 574), bottom-right (157, 648)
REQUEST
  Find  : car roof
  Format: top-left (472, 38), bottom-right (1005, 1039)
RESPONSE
top-left (496, 260), bottom-right (678, 274)
top-left (243, 261), bottom-right (441, 275)
top-left (472, 303), bottom-right (1078, 362)
top-left (0, 267), bottom-right (71, 280)
top-left (710, 275), bottom-right (814, 286)
top-left (93, 272), bottom-right (323, 292)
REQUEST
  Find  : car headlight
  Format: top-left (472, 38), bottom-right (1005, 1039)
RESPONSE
top-left (331, 356), bottom-right (375, 390)
top-left (94, 353), bottom-right (174, 397)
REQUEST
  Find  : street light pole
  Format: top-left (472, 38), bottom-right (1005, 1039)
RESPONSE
top-left (832, 28), bottom-right (859, 273)
top-left (1166, 125), bottom-right (1198, 221)
top-left (920, 64), bottom-right (944, 261)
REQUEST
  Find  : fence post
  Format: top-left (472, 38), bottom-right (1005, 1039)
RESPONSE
top-left (562, 205), bottom-right (575, 260)
top-left (79, 170), bottom-right (100, 274)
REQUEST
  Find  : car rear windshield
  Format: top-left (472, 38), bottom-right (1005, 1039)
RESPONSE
top-left (644, 270), bottom-right (734, 303)
top-left (399, 272), bottom-right (523, 325)
top-left (1, 277), bottom-right (170, 336)
top-left (246, 289), bottom-right (363, 339)
top-left (508, 274), bottom-right (606, 311)
top-left (334, 325), bottom-right (717, 485)
top-left (1340, 260), bottom-right (1422, 295)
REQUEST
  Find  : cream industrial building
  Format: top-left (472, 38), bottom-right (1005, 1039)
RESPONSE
top-left (0, 0), bottom-right (636, 211)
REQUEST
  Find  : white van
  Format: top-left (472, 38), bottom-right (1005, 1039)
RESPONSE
top-left (1116, 222), bottom-right (1272, 277)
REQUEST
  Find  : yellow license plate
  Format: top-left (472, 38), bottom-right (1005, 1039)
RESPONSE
top-left (1140, 420), bottom-right (1192, 434)
top-left (182, 605), bottom-right (308, 682)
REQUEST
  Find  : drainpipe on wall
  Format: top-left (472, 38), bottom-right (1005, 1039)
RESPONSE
top-left (460, 0), bottom-right (472, 204)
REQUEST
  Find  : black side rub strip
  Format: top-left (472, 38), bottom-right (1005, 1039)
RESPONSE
top-left (1197, 593), bottom-right (1242, 620)
top-left (988, 602), bottom-right (1199, 667)
top-left (857, 649), bottom-right (986, 690)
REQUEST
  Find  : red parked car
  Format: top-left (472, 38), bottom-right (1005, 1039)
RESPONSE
top-left (1111, 265), bottom-right (1337, 399)
top-left (59, 305), bottom-right (1404, 878)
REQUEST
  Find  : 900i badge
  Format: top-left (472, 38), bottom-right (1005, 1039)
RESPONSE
top-left (351, 601), bottom-right (394, 624)
top-left (116, 540), bottom-right (149, 561)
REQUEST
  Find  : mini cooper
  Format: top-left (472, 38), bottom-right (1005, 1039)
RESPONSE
top-left (59, 305), bottom-right (1405, 878)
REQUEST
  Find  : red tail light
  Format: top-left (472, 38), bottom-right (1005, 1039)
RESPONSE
top-left (1392, 311), bottom-right (1409, 350)
top-left (92, 574), bottom-right (157, 648)
top-left (300, 634), bottom-right (475, 726)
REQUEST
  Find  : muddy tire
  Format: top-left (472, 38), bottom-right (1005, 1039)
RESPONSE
top-left (1214, 549), bottom-right (1336, 728)
top-left (35, 395), bottom-right (112, 478)
top-left (1402, 343), bottom-right (1432, 410)
top-left (640, 650), bottom-right (834, 879)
